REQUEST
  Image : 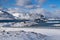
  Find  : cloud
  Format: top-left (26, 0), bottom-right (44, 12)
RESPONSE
top-left (16, 0), bottom-right (33, 6)
top-left (35, 0), bottom-right (46, 4)
top-left (38, 0), bottom-right (46, 3)
top-left (29, 8), bottom-right (45, 15)
top-left (24, 5), bottom-right (34, 9)
top-left (53, 9), bottom-right (60, 19)
top-left (49, 4), bottom-right (57, 8)
top-left (0, 7), bottom-right (3, 10)
top-left (16, 0), bottom-right (46, 8)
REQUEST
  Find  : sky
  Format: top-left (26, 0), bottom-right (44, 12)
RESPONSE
top-left (0, 0), bottom-right (60, 15)
top-left (0, 0), bottom-right (60, 9)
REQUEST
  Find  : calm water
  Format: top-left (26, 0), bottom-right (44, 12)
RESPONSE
top-left (0, 20), bottom-right (60, 28)
top-left (0, 20), bottom-right (29, 22)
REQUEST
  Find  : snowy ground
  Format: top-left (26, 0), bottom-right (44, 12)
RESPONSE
top-left (0, 30), bottom-right (49, 40)
top-left (0, 27), bottom-right (60, 40)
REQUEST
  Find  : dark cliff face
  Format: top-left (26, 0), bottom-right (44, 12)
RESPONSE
top-left (34, 14), bottom-right (47, 23)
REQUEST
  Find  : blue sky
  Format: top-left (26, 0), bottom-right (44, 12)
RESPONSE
top-left (0, 0), bottom-right (60, 10)
top-left (42, 0), bottom-right (60, 10)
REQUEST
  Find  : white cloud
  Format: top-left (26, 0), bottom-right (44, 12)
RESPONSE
top-left (35, 0), bottom-right (46, 4)
top-left (16, 0), bottom-right (32, 6)
top-left (0, 7), bottom-right (3, 10)
top-left (16, 0), bottom-right (45, 8)
top-left (24, 5), bottom-right (34, 9)
top-left (49, 4), bottom-right (57, 8)
top-left (29, 8), bottom-right (45, 15)
top-left (38, 0), bottom-right (46, 3)
top-left (53, 9), bottom-right (60, 19)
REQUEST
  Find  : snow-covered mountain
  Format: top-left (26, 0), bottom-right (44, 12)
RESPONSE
top-left (0, 8), bottom-right (53, 20)
top-left (0, 9), bottom-right (46, 27)
top-left (7, 8), bottom-right (45, 20)
top-left (0, 8), bottom-right (60, 27)
top-left (0, 8), bottom-right (60, 20)
top-left (0, 10), bottom-right (15, 20)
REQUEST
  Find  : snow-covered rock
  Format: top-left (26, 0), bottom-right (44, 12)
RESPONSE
top-left (0, 30), bottom-right (48, 40)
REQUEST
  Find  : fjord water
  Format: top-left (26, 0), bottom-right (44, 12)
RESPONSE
top-left (0, 19), bottom-right (60, 28)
